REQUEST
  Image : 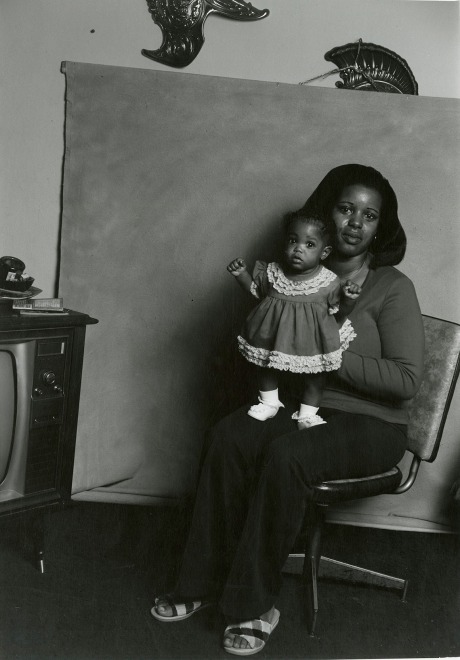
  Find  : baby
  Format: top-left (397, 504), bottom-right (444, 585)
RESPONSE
top-left (228, 208), bottom-right (360, 429)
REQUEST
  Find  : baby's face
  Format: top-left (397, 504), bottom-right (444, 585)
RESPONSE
top-left (283, 219), bottom-right (330, 275)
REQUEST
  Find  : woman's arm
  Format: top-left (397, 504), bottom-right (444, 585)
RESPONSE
top-left (338, 275), bottom-right (425, 401)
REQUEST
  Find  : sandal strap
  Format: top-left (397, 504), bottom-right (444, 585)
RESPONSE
top-left (154, 594), bottom-right (178, 617)
top-left (154, 595), bottom-right (203, 618)
top-left (228, 627), bottom-right (267, 645)
top-left (225, 618), bottom-right (272, 645)
top-left (176, 601), bottom-right (202, 617)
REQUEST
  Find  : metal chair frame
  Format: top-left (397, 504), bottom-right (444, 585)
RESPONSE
top-left (284, 314), bottom-right (460, 635)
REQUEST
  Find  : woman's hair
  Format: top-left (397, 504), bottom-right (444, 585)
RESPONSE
top-left (283, 208), bottom-right (334, 245)
top-left (300, 164), bottom-right (406, 267)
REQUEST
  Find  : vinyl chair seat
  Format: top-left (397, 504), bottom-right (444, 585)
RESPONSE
top-left (312, 467), bottom-right (403, 504)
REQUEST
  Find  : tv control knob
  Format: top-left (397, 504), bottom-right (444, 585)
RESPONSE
top-left (41, 370), bottom-right (57, 385)
top-left (34, 387), bottom-right (44, 396)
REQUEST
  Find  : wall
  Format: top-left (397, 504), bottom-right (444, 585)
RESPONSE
top-left (1, 0), bottom-right (459, 296)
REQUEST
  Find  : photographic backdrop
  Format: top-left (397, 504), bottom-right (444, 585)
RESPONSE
top-left (60, 62), bottom-right (460, 531)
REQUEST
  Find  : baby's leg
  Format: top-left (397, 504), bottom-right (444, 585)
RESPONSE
top-left (247, 367), bottom-right (284, 421)
top-left (300, 372), bottom-right (327, 406)
top-left (292, 373), bottom-right (327, 429)
top-left (257, 366), bottom-right (278, 393)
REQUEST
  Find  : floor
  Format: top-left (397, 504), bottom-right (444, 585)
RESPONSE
top-left (0, 502), bottom-right (459, 659)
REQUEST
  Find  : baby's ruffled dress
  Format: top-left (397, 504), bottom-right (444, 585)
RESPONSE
top-left (238, 261), bottom-right (356, 374)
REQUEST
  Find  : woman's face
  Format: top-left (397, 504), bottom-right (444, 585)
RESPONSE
top-left (331, 184), bottom-right (382, 258)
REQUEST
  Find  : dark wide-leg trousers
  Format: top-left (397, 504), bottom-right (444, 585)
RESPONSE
top-left (174, 402), bottom-right (407, 620)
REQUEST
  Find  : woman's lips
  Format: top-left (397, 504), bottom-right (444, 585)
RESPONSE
top-left (342, 233), bottom-right (361, 245)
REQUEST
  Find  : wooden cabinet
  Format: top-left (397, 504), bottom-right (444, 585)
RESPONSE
top-left (0, 309), bottom-right (97, 570)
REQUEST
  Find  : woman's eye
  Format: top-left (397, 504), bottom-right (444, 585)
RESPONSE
top-left (338, 205), bottom-right (351, 214)
top-left (365, 212), bottom-right (378, 221)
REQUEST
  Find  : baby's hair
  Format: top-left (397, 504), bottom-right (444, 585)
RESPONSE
top-left (283, 207), bottom-right (333, 244)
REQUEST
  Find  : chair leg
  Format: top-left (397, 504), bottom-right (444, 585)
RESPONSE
top-left (318, 556), bottom-right (409, 601)
top-left (301, 505), bottom-right (326, 636)
top-left (283, 505), bottom-right (410, 634)
top-left (283, 505), bottom-right (326, 634)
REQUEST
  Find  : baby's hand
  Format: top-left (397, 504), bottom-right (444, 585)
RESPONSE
top-left (342, 279), bottom-right (362, 299)
top-left (227, 258), bottom-right (247, 277)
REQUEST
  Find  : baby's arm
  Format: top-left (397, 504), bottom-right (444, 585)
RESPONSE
top-left (334, 279), bottom-right (362, 325)
top-left (227, 258), bottom-right (254, 295)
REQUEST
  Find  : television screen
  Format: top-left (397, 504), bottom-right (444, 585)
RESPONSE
top-left (0, 350), bottom-right (16, 483)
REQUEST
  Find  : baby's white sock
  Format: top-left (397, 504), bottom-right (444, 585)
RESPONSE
top-left (299, 403), bottom-right (319, 418)
top-left (259, 389), bottom-right (280, 405)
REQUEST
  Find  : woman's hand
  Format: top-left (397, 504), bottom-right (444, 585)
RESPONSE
top-left (227, 258), bottom-right (247, 277)
top-left (342, 279), bottom-right (362, 300)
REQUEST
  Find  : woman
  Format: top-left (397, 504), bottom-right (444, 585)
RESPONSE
top-left (151, 164), bottom-right (425, 656)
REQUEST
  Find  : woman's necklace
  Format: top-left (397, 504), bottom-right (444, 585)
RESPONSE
top-left (346, 260), bottom-right (368, 283)
top-left (334, 256), bottom-right (370, 286)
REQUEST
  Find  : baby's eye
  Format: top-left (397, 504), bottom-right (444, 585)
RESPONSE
top-left (306, 242), bottom-right (315, 248)
top-left (288, 237), bottom-right (297, 244)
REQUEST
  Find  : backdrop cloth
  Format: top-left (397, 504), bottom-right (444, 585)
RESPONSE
top-left (60, 62), bottom-right (460, 529)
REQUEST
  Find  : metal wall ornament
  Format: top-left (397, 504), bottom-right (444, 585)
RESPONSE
top-left (142, 0), bottom-right (269, 69)
top-left (300, 39), bottom-right (419, 95)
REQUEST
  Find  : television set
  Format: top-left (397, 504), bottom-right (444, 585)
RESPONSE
top-left (0, 310), bottom-right (97, 524)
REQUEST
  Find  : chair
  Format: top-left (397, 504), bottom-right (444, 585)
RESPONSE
top-left (283, 314), bottom-right (460, 636)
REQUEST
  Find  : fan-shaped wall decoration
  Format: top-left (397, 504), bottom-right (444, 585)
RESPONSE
top-left (142, 0), bottom-right (269, 69)
top-left (301, 39), bottom-right (418, 95)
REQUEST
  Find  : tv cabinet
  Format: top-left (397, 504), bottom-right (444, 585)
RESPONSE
top-left (0, 308), bottom-right (98, 572)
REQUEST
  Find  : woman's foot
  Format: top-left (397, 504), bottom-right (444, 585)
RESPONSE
top-left (223, 606), bottom-right (280, 655)
top-left (151, 595), bottom-right (211, 622)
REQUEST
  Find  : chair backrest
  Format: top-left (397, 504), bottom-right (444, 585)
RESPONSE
top-left (406, 315), bottom-right (460, 462)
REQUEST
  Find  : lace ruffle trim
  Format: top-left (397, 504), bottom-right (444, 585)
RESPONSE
top-left (266, 262), bottom-right (337, 296)
top-left (237, 319), bottom-right (356, 374)
top-left (338, 318), bottom-right (356, 351)
top-left (250, 281), bottom-right (260, 299)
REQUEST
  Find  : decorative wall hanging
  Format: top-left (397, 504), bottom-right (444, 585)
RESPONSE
top-left (141, 0), bottom-right (269, 68)
top-left (300, 39), bottom-right (418, 95)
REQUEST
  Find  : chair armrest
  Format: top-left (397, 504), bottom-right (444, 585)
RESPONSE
top-left (393, 455), bottom-right (421, 494)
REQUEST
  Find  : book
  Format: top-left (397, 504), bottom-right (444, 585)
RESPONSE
top-left (18, 310), bottom-right (69, 316)
top-left (12, 297), bottom-right (64, 311)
